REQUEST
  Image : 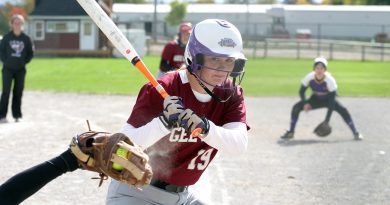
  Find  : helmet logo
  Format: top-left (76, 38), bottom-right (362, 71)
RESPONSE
top-left (215, 19), bottom-right (231, 28)
top-left (218, 38), bottom-right (236, 48)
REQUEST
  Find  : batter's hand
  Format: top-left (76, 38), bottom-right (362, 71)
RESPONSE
top-left (304, 103), bottom-right (312, 112)
top-left (159, 96), bottom-right (185, 129)
top-left (178, 109), bottom-right (210, 137)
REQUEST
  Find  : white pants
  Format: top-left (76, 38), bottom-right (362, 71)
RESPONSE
top-left (106, 180), bottom-right (207, 205)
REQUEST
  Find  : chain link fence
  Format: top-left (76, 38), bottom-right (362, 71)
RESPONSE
top-left (244, 38), bottom-right (390, 61)
top-left (151, 21), bottom-right (390, 61)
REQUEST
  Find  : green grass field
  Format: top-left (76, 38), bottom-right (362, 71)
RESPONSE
top-left (9, 56), bottom-right (390, 96)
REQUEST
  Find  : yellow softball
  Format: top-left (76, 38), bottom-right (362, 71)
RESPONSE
top-left (112, 148), bottom-right (128, 171)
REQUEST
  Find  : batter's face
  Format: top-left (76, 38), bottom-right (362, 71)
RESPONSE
top-left (314, 63), bottom-right (326, 80)
top-left (200, 56), bottom-right (235, 88)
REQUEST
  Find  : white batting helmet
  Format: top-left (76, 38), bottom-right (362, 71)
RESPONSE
top-left (185, 19), bottom-right (246, 78)
top-left (185, 19), bottom-right (246, 68)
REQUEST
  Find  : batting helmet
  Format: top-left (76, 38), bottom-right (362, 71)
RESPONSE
top-left (184, 19), bottom-right (246, 92)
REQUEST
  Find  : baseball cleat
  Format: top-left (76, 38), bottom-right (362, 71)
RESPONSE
top-left (354, 132), bottom-right (363, 141)
top-left (281, 131), bottom-right (294, 139)
top-left (0, 118), bottom-right (8, 123)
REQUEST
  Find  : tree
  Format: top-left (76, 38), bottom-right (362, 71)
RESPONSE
top-left (322, 0), bottom-right (390, 4)
top-left (256, 0), bottom-right (275, 3)
top-left (23, 0), bottom-right (35, 14)
top-left (0, 3), bottom-right (13, 35)
top-left (0, 11), bottom-right (10, 35)
top-left (225, 0), bottom-right (246, 3)
top-left (197, 0), bottom-right (215, 3)
top-left (365, 0), bottom-right (390, 4)
top-left (11, 7), bottom-right (28, 17)
top-left (165, 0), bottom-right (188, 26)
top-left (0, 0), bottom-right (34, 35)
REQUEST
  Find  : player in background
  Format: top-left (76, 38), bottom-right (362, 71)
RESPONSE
top-left (156, 22), bottom-right (192, 78)
top-left (0, 14), bottom-right (34, 123)
top-left (107, 19), bottom-right (249, 204)
top-left (280, 57), bottom-right (363, 141)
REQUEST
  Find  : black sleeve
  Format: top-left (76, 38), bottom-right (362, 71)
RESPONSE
top-left (25, 35), bottom-right (34, 64)
top-left (159, 59), bottom-right (174, 72)
top-left (325, 91), bottom-right (336, 123)
top-left (299, 84), bottom-right (308, 102)
top-left (0, 35), bottom-right (7, 63)
top-left (0, 149), bottom-right (79, 205)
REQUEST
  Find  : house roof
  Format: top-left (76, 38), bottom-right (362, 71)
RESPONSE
top-left (30, 0), bottom-right (87, 16)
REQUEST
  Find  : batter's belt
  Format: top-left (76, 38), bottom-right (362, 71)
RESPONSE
top-left (150, 178), bottom-right (188, 193)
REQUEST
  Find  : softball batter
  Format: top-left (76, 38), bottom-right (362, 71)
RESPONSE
top-left (107, 19), bottom-right (249, 204)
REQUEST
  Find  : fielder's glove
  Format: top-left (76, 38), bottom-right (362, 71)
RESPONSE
top-left (178, 108), bottom-right (210, 137)
top-left (313, 121), bottom-right (332, 137)
top-left (69, 131), bottom-right (153, 187)
top-left (159, 96), bottom-right (185, 129)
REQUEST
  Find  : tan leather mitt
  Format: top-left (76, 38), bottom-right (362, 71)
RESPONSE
top-left (69, 131), bottom-right (152, 187)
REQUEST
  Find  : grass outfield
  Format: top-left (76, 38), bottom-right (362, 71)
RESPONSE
top-left (16, 56), bottom-right (390, 96)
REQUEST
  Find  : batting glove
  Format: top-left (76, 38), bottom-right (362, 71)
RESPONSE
top-left (178, 109), bottom-right (210, 136)
top-left (159, 96), bottom-right (185, 129)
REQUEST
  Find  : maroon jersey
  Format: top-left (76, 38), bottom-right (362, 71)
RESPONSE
top-left (128, 72), bottom-right (247, 186)
top-left (160, 40), bottom-right (185, 72)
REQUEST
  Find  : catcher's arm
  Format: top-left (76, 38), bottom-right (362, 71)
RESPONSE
top-left (299, 84), bottom-right (308, 103)
top-left (0, 149), bottom-right (79, 205)
top-left (299, 85), bottom-right (312, 112)
top-left (0, 131), bottom-right (153, 204)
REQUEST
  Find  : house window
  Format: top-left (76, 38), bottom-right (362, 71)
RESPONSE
top-left (34, 21), bottom-right (44, 40)
top-left (46, 21), bottom-right (78, 33)
top-left (84, 22), bottom-right (92, 36)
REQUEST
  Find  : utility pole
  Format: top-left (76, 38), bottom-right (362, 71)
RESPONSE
top-left (245, 0), bottom-right (250, 39)
top-left (153, 0), bottom-right (157, 42)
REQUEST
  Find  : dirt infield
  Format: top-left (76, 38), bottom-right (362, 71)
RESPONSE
top-left (0, 92), bottom-right (389, 205)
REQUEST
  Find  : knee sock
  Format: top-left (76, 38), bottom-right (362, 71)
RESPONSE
top-left (289, 118), bottom-right (298, 132)
top-left (347, 120), bottom-right (358, 134)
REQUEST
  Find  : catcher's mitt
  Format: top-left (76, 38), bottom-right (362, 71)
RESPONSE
top-left (69, 131), bottom-right (152, 187)
top-left (313, 122), bottom-right (332, 137)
